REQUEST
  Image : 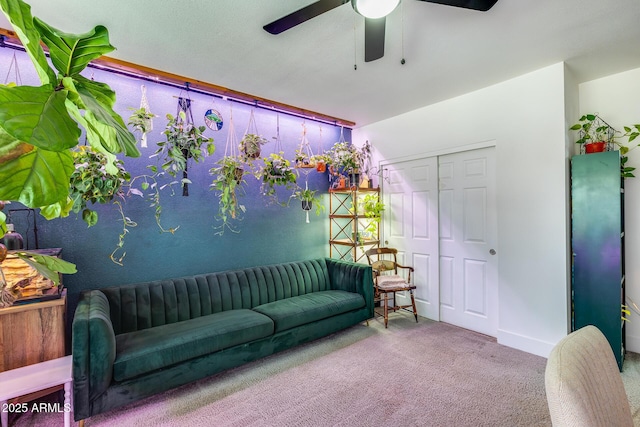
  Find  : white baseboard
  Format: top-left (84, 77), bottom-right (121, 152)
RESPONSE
top-left (625, 332), bottom-right (640, 354)
top-left (496, 329), bottom-right (555, 359)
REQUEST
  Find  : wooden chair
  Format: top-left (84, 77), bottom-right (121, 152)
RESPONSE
top-left (365, 247), bottom-right (418, 328)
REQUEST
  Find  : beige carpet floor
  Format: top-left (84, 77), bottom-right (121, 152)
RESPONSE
top-left (9, 313), bottom-right (640, 426)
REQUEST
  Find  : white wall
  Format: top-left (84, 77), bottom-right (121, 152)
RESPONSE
top-left (353, 63), bottom-right (572, 357)
top-left (579, 67), bottom-right (640, 352)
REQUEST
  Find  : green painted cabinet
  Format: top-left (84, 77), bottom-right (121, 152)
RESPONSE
top-left (571, 151), bottom-right (625, 370)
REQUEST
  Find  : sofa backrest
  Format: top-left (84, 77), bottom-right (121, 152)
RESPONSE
top-left (101, 258), bottom-right (331, 335)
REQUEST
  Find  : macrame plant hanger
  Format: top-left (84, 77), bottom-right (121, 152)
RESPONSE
top-left (330, 125), bottom-right (348, 187)
top-left (273, 114), bottom-right (284, 154)
top-left (3, 51), bottom-right (22, 86)
top-left (296, 123), bottom-right (316, 224)
top-left (224, 102), bottom-right (239, 159)
top-left (241, 107), bottom-right (263, 163)
top-left (138, 85), bottom-right (153, 148)
top-left (176, 90), bottom-right (195, 196)
top-left (296, 122), bottom-right (315, 171)
top-left (316, 124), bottom-right (326, 172)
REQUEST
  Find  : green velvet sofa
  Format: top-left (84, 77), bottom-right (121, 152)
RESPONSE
top-left (72, 257), bottom-right (373, 422)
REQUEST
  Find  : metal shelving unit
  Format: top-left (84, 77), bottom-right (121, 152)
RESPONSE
top-left (329, 187), bottom-right (380, 263)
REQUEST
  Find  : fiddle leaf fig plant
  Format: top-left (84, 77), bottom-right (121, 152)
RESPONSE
top-left (0, 0), bottom-right (140, 233)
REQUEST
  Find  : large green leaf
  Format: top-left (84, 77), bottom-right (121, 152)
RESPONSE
top-left (16, 251), bottom-right (77, 285)
top-left (0, 0), bottom-right (55, 85)
top-left (0, 84), bottom-right (80, 151)
top-left (34, 18), bottom-right (114, 77)
top-left (0, 128), bottom-right (74, 207)
top-left (74, 76), bottom-right (139, 157)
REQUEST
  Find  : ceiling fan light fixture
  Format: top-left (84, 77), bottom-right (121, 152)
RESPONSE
top-left (351, 0), bottom-right (401, 19)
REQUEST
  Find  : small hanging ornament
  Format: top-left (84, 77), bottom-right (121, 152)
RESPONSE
top-left (204, 98), bottom-right (223, 131)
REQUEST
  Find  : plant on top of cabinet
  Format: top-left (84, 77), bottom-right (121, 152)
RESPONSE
top-left (210, 155), bottom-right (247, 234)
top-left (571, 114), bottom-right (640, 177)
top-left (0, 0), bottom-right (140, 233)
top-left (571, 114), bottom-right (614, 153)
top-left (153, 109), bottom-right (215, 196)
top-left (256, 152), bottom-right (298, 206)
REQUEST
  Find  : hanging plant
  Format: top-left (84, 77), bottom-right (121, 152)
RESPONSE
top-left (239, 108), bottom-right (267, 162)
top-left (328, 141), bottom-right (360, 173)
top-left (210, 155), bottom-right (247, 234)
top-left (256, 152), bottom-right (298, 206)
top-left (153, 107), bottom-right (215, 196)
top-left (69, 146), bottom-right (130, 227)
top-left (68, 147), bottom-right (178, 265)
top-left (294, 188), bottom-right (325, 223)
top-left (127, 106), bottom-right (156, 147)
top-left (295, 149), bottom-right (315, 168)
top-left (311, 153), bottom-right (331, 173)
top-left (239, 133), bottom-right (268, 161)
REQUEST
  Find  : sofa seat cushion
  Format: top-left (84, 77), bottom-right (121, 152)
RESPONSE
top-left (252, 290), bottom-right (365, 333)
top-left (113, 309), bottom-right (274, 382)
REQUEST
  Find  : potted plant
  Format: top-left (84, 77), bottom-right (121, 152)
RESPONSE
top-left (128, 106), bottom-right (157, 147)
top-left (571, 114), bottom-right (640, 178)
top-left (153, 111), bottom-right (215, 196)
top-left (256, 152), bottom-right (298, 205)
top-left (311, 153), bottom-right (331, 173)
top-left (69, 146), bottom-right (130, 227)
top-left (210, 155), bottom-right (247, 234)
top-left (295, 148), bottom-right (315, 169)
top-left (0, 0), bottom-right (139, 235)
top-left (360, 193), bottom-right (385, 236)
top-left (570, 114), bottom-right (613, 153)
top-left (294, 188), bottom-right (325, 223)
top-left (328, 141), bottom-right (361, 187)
top-left (239, 134), bottom-right (268, 161)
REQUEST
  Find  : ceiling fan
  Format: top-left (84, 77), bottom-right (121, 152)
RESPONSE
top-left (263, 0), bottom-right (499, 62)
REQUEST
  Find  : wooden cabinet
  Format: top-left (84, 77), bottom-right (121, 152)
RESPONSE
top-left (571, 151), bottom-right (625, 370)
top-left (0, 290), bottom-right (67, 372)
top-left (329, 187), bottom-right (380, 263)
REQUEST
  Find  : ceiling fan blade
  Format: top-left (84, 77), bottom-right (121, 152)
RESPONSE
top-left (418, 0), bottom-right (499, 12)
top-left (264, 0), bottom-right (350, 34)
top-left (364, 17), bottom-right (385, 62)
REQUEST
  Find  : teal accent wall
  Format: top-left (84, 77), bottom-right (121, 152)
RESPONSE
top-left (0, 49), bottom-right (350, 334)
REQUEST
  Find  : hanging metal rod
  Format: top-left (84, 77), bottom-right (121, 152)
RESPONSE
top-left (0, 27), bottom-right (355, 128)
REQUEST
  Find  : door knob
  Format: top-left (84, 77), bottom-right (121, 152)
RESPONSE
top-left (489, 249), bottom-right (496, 255)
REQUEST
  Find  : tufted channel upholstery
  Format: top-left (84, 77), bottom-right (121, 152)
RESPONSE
top-left (102, 259), bottom-right (332, 335)
top-left (72, 257), bottom-right (373, 422)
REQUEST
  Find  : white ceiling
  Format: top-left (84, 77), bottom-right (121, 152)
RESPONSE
top-left (1, 0), bottom-right (640, 127)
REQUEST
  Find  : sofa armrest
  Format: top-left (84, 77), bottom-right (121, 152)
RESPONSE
top-left (72, 290), bottom-right (116, 419)
top-left (325, 258), bottom-right (374, 319)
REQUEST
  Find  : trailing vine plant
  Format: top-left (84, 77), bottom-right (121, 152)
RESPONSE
top-left (152, 97), bottom-right (215, 196)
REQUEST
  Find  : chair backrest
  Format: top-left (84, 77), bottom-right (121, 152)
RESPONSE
top-left (365, 247), bottom-right (399, 276)
top-left (545, 325), bottom-right (633, 427)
